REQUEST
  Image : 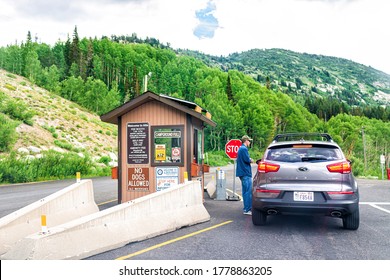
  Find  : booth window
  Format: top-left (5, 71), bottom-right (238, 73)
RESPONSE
top-left (193, 128), bottom-right (203, 164)
top-left (152, 125), bottom-right (184, 166)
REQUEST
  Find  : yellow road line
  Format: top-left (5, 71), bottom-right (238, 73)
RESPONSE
top-left (97, 199), bottom-right (117, 206)
top-left (116, 220), bottom-right (233, 260)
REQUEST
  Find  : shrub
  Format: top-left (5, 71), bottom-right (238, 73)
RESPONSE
top-left (206, 148), bottom-right (263, 167)
top-left (0, 151), bottom-right (109, 184)
top-left (6, 73), bottom-right (16, 79)
top-left (207, 150), bottom-right (232, 166)
top-left (42, 125), bottom-right (56, 134)
top-left (54, 139), bottom-right (73, 151)
top-left (80, 114), bottom-right (88, 122)
top-left (0, 114), bottom-right (18, 152)
top-left (1, 98), bottom-right (35, 125)
top-left (4, 83), bottom-right (16, 91)
top-left (98, 156), bottom-right (111, 165)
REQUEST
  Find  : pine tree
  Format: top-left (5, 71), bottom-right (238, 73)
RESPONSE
top-left (21, 31), bottom-right (33, 76)
top-left (266, 76), bottom-right (271, 90)
top-left (86, 39), bottom-right (94, 78)
top-left (70, 26), bottom-right (80, 70)
top-left (226, 74), bottom-right (234, 104)
top-left (63, 36), bottom-right (71, 75)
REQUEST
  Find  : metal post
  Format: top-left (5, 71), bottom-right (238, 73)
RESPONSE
top-left (382, 163), bottom-right (385, 180)
top-left (227, 160), bottom-right (240, 201)
top-left (362, 126), bottom-right (367, 173)
top-left (380, 154), bottom-right (385, 180)
top-left (215, 168), bottom-right (226, 201)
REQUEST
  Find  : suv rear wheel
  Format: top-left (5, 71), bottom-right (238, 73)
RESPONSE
top-left (342, 209), bottom-right (360, 230)
top-left (252, 208), bottom-right (267, 226)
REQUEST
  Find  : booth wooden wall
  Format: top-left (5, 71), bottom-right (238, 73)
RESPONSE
top-left (101, 91), bottom-right (216, 204)
top-left (120, 101), bottom-right (188, 202)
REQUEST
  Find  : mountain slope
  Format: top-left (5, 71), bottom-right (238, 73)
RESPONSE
top-left (179, 48), bottom-right (390, 106)
top-left (0, 69), bottom-right (117, 163)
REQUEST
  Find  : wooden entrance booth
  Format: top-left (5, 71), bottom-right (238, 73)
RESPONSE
top-left (100, 91), bottom-right (216, 203)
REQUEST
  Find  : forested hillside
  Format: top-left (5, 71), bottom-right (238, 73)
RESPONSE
top-left (0, 29), bottom-right (389, 180)
top-left (180, 48), bottom-right (390, 121)
top-left (0, 69), bottom-right (117, 183)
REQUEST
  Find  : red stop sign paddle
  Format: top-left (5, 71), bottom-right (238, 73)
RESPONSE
top-left (225, 139), bottom-right (242, 159)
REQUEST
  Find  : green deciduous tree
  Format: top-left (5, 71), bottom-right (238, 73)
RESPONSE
top-left (24, 50), bottom-right (42, 84)
top-left (60, 75), bottom-right (84, 101)
top-left (44, 64), bottom-right (61, 93)
top-left (1, 30), bottom-right (388, 178)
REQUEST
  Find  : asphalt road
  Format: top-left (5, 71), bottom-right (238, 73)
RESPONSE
top-left (1, 165), bottom-right (390, 260)
top-left (0, 176), bottom-right (118, 218)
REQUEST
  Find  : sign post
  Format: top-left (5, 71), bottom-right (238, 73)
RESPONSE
top-left (380, 154), bottom-right (385, 180)
top-left (225, 139), bottom-right (242, 201)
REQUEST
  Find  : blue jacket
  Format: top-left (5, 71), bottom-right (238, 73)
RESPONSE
top-left (236, 144), bottom-right (252, 177)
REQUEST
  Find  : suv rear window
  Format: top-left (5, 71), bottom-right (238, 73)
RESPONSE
top-left (265, 144), bottom-right (342, 162)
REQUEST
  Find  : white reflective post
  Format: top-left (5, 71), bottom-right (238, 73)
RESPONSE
top-left (227, 160), bottom-right (240, 201)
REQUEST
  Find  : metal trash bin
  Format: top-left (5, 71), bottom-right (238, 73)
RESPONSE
top-left (215, 169), bottom-right (226, 200)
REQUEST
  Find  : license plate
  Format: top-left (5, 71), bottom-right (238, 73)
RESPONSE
top-left (294, 192), bottom-right (314, 201)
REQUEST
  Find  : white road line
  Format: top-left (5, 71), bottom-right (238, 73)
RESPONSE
top-left (360, 202), bottom-right (390, 205)
top-left (368, 204), bottom-right (390, 214)
top-left (360, 202), bottom-right (390, 214)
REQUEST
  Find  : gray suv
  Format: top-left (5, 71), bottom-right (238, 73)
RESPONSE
top-left (252, 133), bottom-right (359, 230)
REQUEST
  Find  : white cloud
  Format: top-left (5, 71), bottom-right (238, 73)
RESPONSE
top-left (193, 1), bottom-right (219, 39)
top-left (0, 0), bottom-right (389, 74)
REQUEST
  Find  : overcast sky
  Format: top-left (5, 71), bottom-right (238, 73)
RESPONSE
top-left (1, 0), bottom-right (389, 74)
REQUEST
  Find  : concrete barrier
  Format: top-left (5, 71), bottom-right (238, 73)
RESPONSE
top-left (1, 180), bottom-right (210, 260)
top-left (0, 180), bottom-right (98, 256)
top-left (206, 177), bottom-right (216, 199)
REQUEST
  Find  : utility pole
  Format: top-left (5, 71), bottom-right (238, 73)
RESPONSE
top-left (362, 126), bottom-right (367, 173)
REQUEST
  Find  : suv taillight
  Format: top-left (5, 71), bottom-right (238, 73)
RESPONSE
top-left (326, 161), bottom-right (351, 174)
top-left (255, 189), bottom-right (281, 198)
top-left (327, 191), bottom-right (354, 199)
top-left (258, 162), bottom-right (280, 173)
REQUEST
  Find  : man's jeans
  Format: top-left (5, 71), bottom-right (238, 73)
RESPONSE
top-left (240, 175), bottom-right (252, 212)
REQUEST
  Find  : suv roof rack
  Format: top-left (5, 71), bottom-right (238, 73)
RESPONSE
top-left (272, 133), bottom-right (333, 143)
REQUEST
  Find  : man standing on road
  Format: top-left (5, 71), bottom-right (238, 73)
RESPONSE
top-left (236, 135), bottom-right (253, 215)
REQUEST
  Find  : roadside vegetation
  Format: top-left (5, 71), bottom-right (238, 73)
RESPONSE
top-left (0, 151), bottom-right (110, 184)
top-left (0, 28), bottom-right (389, 183)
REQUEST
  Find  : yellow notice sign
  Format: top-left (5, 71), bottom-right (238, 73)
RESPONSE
top-left (155, 144), bottom-right (166, 161)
